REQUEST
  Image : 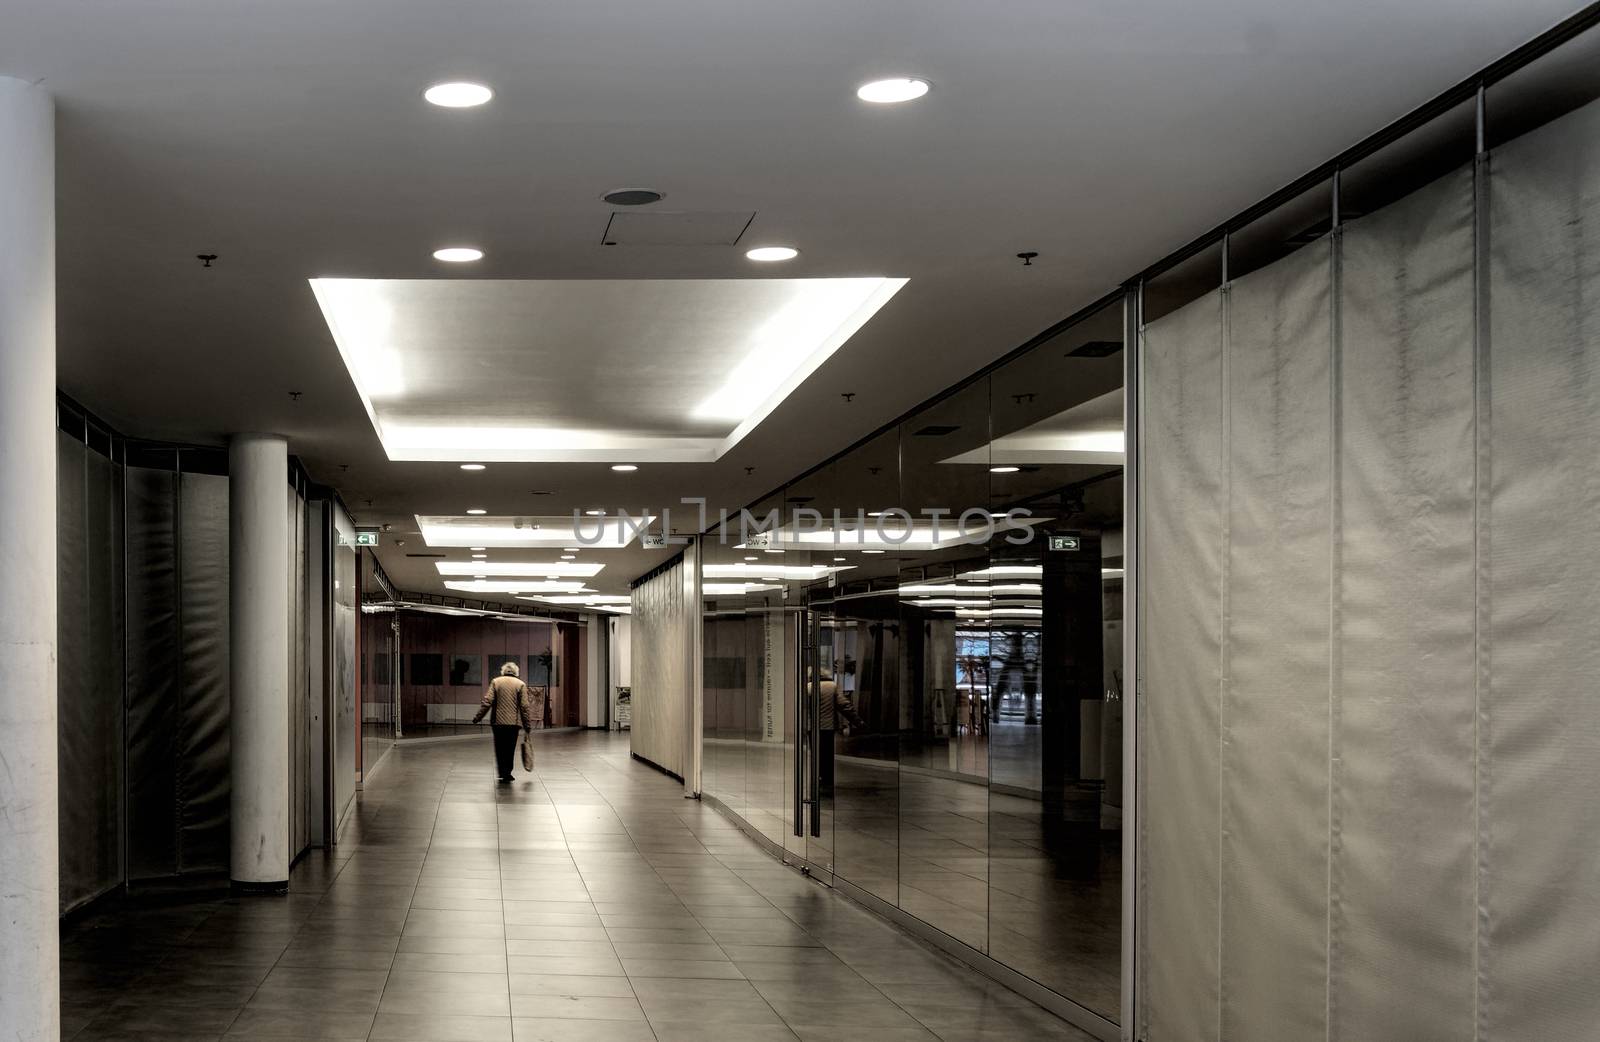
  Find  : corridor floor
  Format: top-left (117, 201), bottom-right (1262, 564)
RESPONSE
top-left (60, 731), bottom-right (1096, 1042)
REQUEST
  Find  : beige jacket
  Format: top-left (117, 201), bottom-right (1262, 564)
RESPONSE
top-left (474, 675), bottom-right (540, 729)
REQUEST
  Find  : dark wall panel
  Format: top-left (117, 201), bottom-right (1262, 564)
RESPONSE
top-left (177, 471), bottom-right (230, 874)
top-left (57, 433), bottom-right (125, 910)
top-left (123, 466), bottom-right (181, 880)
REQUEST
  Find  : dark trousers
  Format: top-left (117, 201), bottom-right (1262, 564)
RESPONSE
top-left (493, 724), bottom-right (520, 779)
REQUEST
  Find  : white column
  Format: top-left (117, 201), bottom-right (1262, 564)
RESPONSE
top-left (229, 434), bottom-right (290, 888)
top-left (0, 76), bottom-right (58, 1042)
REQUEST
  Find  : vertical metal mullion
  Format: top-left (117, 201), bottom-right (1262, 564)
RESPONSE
top-left (1470, 80), bottom-right (1491, 1042)
top-left (1121, 282), bottom-right (1143, 1041)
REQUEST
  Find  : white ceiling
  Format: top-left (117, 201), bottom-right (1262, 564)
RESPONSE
top-left (3, 0), bottom-right (1577, 603)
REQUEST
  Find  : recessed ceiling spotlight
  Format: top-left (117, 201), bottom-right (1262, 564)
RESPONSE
top-left (862, 548), bottom-right (886, 554)
top-left (433, 247), bottom-right (484, 263)
top-left (744, 556), bottom-right (759, 561)
top-left (856, 77), bottom-right (930, 104)
top-left (611, 464), bottom-right (638, 472)
top-left (746, 245), bottom-right (799, 262)
top-left (763, 548), bottom-right (784, 554)
top-left (833, 557), bottom-right (847, 562)
top-left (563, 547), bottom-right (580, 552)
top-left (470, 546), bottom-right (487, 551)
top-left (561, 555), bottom-right (577, 561)
top-left (466, 508), bottom-right (487, 515)
top-left (602, 189), bottom-right (663, 206)
top-left (990, 466), bottom-right (1020, 474)
top-left (585, 509), bottom-right (606, 517)
top-left (472, 553), bottom-right (488, 559)
top-left (424, 81), bottom-right (493, 108)
top-left (460, 463), bottom-right (486, 471)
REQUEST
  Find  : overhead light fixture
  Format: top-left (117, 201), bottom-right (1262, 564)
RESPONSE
top-left (833, 557), bottom-right (846, 562)
top-left (470, 546), bottom-right (487, 551)
top-left (466, 508), bottom-right (487, 515)
top-left (746, 246), bottom-right (799, 262)
top-left (460, 463), bottom-right (486, 471)
top-left (862, 549), bottom-right (886, 554)
top-left (856, 78), bottom-right (930, 104)
top-left (424, 81), bottom-right (493, 108)
top-left (438, 561), bottom-right (603, 578)
top-left (611, 464), bottom-right (638, 472)
top-left (433, 247), bottom-right (484, 263)
top-left (585, 510), bottom-right (605, 517)
top-left (990, 465), bottom-right (1020, 474)
top-left (560, 555), bottom-right (576, 561)
top-left (763, 548), bottom-right (784, 554)
top-left (472, 553), bottom-right (488, 559)
top-left (744, 556), bottom-right (759, 562)
top-left (417, 514), bottom-right (655, 549)
top-left (445, 579), bottom-right (590, 594)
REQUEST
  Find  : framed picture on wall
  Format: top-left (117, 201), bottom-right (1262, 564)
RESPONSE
top-left (487, 653), bottom-right (521, 677)
top-left (407, 653), bottom-right (443, 686)
top-left (449, 653), bottom-right (482, 686)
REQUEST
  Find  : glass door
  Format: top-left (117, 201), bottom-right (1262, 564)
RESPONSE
top-left (789, 603), bottom-right (836, 880)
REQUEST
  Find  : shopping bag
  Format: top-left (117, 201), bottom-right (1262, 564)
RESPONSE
top-left (520, 735), bottom-right (533, 772)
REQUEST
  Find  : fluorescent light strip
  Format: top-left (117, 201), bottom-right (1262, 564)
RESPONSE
top-left (703, 563), bottom-right (854, 581)
top-left (418, 515), bottom-right (656, 548)
top-left (444, 580), bottom-right (590, 594)
top-left (436, 561), bottom-right (604, 578)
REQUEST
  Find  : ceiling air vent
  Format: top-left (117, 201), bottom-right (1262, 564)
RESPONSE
top-left (913, 424), bottom-right (960, 437)
top-left (601, 210), bottom-right (756, 246)
top-left (1067, 340), bottom-right (1122, 358)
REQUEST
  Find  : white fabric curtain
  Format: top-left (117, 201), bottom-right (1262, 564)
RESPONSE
top-left (631, 559), bottom-right (688, 776)
top-left (1139, 95), bottom-right (1600, 1040)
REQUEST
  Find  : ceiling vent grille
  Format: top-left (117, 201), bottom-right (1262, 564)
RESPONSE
top-left (1067, 341), bottom-right (1122, 358)
top-left (601, 210), bottom-right (756, 246)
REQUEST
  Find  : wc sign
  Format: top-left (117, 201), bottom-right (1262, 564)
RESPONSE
top-left (1049, 534), bottom-right (1081, 552)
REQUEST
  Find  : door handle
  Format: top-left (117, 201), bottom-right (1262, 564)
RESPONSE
top-left (793, 610), bottom-right (805, 838)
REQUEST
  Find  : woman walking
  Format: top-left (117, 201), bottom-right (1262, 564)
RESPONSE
top-left (473, 661), bottom-right (537, 781)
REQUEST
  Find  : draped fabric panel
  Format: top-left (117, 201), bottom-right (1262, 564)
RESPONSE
top-left (631, 558), bottom-right (687, 777)
top-left (1485, 99), bottom-right (1600, 1041)
top-left (55, 432), bottom-right (124, 911)
top-left (1139, 92), bottom-right (1600, 1041)
top-left (1219, 242), bottom-right (1333, 1041)
top-left (1335, 168), bottom-right (1478, 1040)
top-left (122, 465), bottom-right (230, 880)
top-left (1139, 290), bottom-right (1224, 1042)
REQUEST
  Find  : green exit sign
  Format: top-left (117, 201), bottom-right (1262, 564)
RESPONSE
top-left (1049, 534), bottom-right (1081, 552)
top-left (354, 531), bottom-right (379, 547)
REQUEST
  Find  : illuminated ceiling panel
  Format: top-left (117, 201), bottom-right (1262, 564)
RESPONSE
top-left (312, 277), bottom-right (906, 463)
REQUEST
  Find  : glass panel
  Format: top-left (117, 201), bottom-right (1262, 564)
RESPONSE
top-left (986, 303), bottom-right (1125, 1020)
top-left (895, 377), bottom-right (992, 952)
top-left (806, 432), bottom-right (901, 903)
top-left (742, 489), bottom-right (791, 850)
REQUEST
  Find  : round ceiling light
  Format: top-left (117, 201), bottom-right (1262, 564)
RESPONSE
top-left (460, 463), bottom-right (486, 471)
top-left (424, 82), bottom-right (493, 108)
top-left (990, 465), bottom-right (1020, 474)
top-left (603, 189), bottom-right (664, 206)
top-left (746, 245), bottom-right (799, 262)
top-left (856, 77), bottom-right (930, 104)
top-left (585, 509), bottom-right (605, 517)
top-left (466, 508), bottom-right (487, 515)
top-left (611, 464), bottom-right (638, 472)
top-left (433, 247), bottom-right (483, 263)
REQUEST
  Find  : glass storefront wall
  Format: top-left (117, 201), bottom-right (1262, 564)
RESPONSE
top-left (700, 299), bottom-right (1126, 1025)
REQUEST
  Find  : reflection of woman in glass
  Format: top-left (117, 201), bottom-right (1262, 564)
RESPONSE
top-left (473, 661), bottom-right (537, 782)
